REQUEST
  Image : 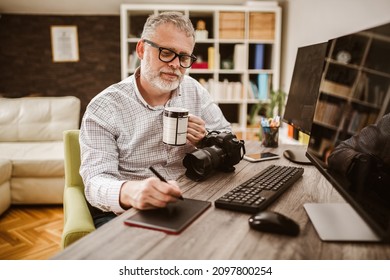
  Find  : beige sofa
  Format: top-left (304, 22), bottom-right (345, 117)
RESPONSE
top-left (0, 96), bottom-right (80, 215)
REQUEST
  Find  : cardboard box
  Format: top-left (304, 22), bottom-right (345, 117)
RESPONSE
top-left (219, 12), bottom-right (245, 21)
top-left (219, 12), bottom-right (245, 39)
top-left (220, 30), bottom-right (245, 39)
top-left (249, 12), bottom-right (275, 40)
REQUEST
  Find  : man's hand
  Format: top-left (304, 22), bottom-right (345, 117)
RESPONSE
top-left (187, 114), bottom-right (207, 146)
top-left (119, 178), bottom-right (182, 210)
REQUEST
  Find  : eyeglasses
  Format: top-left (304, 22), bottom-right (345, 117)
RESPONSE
top-left (143, 39), bottom-right (197, 68)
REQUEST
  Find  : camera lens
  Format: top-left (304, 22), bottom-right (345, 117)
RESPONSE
top-left (182, 131), bottom-right (245, 181)
top-left (183, 146), bottom-right (223, 181)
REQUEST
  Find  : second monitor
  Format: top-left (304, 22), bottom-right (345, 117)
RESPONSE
top-left (282, 41), bottom-right (328, 164)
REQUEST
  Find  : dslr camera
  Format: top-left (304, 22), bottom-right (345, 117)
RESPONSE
top-left (183, 131), bottom-right (246, 181)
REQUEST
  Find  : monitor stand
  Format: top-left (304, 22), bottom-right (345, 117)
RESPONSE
top-left (283, 148), bottom-right (312, 165)
top-left (304, 203), bottom-right (381, 242)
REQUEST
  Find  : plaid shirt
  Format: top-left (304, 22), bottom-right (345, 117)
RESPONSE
top-left (80, 69), bottom-right (231, 213)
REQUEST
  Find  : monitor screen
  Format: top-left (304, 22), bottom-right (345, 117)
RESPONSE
top-left (282, 42), bottom-right (328, 164)
top-left (283, 42), bottom-right (328, 135)
top-left (306, 22), bottom-right (390, 241)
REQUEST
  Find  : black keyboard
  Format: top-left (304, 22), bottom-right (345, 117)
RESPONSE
top-left (214, 165), bottom-right (304, 213)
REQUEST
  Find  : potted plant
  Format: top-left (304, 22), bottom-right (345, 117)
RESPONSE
top-left (247, 89), bottom-right (286, 144)
top-left (248, 100), bottom-right (268, 125)
top-left (267, 89), bottom-right (286, 118)
top-left (247, 89), bottom-right (286, 124)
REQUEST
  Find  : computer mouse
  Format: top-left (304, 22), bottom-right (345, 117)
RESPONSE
top-left (248, 211), bottom-right (300, 236)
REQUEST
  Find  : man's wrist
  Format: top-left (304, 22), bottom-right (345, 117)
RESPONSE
top-left (119, 181), bottom-right (132, 210)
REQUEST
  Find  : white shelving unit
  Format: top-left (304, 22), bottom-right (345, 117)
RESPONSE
top-left (120, 3), bottom-right (282, 140)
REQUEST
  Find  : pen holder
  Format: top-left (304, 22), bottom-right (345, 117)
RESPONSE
top-left (260, 126), bottom-right (279, 147)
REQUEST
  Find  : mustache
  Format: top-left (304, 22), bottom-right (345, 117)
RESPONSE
top-left (160, 69), bottom-right (182, 77)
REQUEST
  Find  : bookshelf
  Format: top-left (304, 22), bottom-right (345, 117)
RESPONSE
top-left (310, 28), bottom-right (390, 156)
top-left (120, 3), bottom-right (282, 140)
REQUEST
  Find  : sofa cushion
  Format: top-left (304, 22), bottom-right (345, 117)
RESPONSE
top-left (0, 159), bottom-right (11, 215)
top-left (11, 177), bottom-right (64, 204)
top-left (0, 158), bottom-right (12, 183)
top-left (0, 142), bottom-right (64, 177)
top-left (0, 182), bottom-right (11, 214)
top-left (0, 96), bottom-right (80, 141)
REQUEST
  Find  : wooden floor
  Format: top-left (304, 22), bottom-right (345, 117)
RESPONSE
top-left (0, 206), bottom-right (63, 260)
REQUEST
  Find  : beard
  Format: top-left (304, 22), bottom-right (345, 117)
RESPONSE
top-left (141, 55), bottom-right (184, 92)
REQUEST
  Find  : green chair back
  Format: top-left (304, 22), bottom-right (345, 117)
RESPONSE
top-left (61, 130), bottom-right (95, 249)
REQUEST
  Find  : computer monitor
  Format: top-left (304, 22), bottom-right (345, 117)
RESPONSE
top-left (282, 42), bottom-right (328, 164)
top-left (305, 22), bottom-right (390, 242)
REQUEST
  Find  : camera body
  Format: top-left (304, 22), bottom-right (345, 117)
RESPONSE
top-left (183, 131), bottom-right (246, 181)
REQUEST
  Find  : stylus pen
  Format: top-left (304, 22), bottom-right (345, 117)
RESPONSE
top-left (149, 166), bottom-right (184, 200)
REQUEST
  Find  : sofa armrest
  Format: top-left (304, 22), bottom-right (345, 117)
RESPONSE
top-left (61, 185), bottom-right (95, 249)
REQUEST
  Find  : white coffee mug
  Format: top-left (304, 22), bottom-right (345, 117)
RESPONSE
top-left (163, 107), bottom-right (189, 146)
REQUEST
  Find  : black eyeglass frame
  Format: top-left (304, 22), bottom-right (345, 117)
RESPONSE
top-left (143, 39), bottom-right (197, 68)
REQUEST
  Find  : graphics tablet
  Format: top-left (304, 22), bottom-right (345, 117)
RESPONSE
top-left (124, 198), bottom-right (211, 234)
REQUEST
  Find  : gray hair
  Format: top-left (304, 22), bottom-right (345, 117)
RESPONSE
top-left (141, 11), bottom-right (195, 42)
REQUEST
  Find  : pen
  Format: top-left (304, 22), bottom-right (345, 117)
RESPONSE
top-left (149, 166), bottom-right (184, 200)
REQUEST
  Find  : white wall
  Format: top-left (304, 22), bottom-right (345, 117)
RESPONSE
top-left (0, 0), bottom-right (247, 15)
top-left (2, 0), bottom-right (389, 93)
top-left (281, 0), bottom-right (390, 93)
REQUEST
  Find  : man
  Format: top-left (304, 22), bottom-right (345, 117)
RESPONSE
top-left (327, 113), bottom-right (390, 179)
top-left (80, 12), bottom-right (231, 227)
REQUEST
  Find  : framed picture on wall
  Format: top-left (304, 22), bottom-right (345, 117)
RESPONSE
top-left (51, 25), bottom-right (79, 62)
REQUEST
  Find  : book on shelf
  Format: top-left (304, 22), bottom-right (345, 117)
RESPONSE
top-left (352, 73), bottom-right (369, 102)
top-left (247, 76), bottom-right (270, 101)
top-left (232, 82), bottom-right (243, 100)
top-left (220, 80), bottom-right (242, 100)
top-left (248, 81), bottom-right (257, 99)
top-left (366, 112), bottom-right (379, 125)
top-left (372, 85), bottom-right (387, 107)
top-left (292, 126), bottom-right (299, 140)
top-left (198, 78), bottom-right (214, 98)
top-left (248, 80), bottom-right (257, 100)
top-left (298, 131), bottom-right (310, 145)
top-left (352, 75), bottom-right (386, 107)
top-left (208, 47), bottom-right (215, 69)
top-left (201, 78), bottom-right (243, 101)
top-left (320, 80), bottom-right (351, 98)
top-left (286, 126), bottom-right (310, 144)
top-left (347, 110), bottom-right (367, 134)
top-left (347, 111), bottom-right (378, 134)
top-left (287, 124), bottom-right (294, 138)
top-left (314, 100), bottom-right (342, 127)
top-left (222, 79), bottom-right (232, 100)
top-left (233, 44), bottom-right (246, 70)
top-left (191, 62), bottom-right (208, 69)
top-left (254, 44), bottom-right (265, 69)
top-left (257, 73), bottom-right (269, 101)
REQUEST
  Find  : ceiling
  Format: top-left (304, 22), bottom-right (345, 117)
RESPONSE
top-left (0, 0), bottom-right (273, 15)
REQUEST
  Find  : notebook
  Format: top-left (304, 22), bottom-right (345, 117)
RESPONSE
top-left (124, 198), bottom-right (211, 234)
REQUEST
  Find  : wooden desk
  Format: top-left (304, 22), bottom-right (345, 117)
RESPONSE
top-left (53, 142), bottom-right (390, 259)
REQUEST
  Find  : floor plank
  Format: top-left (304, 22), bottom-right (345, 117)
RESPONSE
top-left (0, 206), bottom-right (63, 260)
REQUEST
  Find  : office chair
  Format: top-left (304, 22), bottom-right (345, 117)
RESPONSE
top-left (61, 130), bottom-right (95, 249)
